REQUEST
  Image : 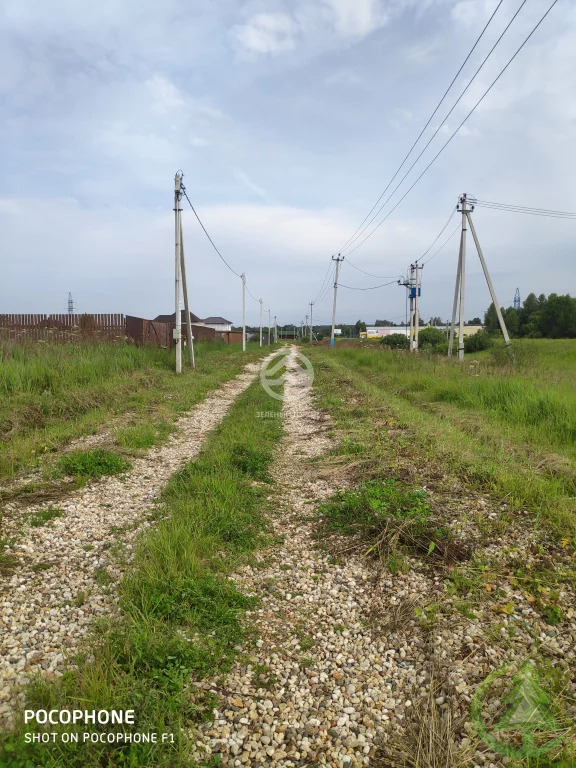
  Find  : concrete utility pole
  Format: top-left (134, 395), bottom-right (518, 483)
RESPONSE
top-left (274, 315), bottom-right (277, 343)
top-left (179, 218), bottom-right (195, 369)
top-left (268, 309), bottom-right (271, 345)
top-left (309, 301), bottom-right (314, 344)
top-left (174, 173), bottom-right (183, 375)
top-left (241, 273), bottom-right (246, 352)
top-left (448, 193), bottom-right (511, 359)
top-left (414, 263), bottom-right (421, 353)
top-left (259, 299), bottom-right (263, 347)
top-left (330, 254), bottom-right (344, 348)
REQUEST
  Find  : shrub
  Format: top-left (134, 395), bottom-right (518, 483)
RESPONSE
top-left (418, 326), bottom-right (446, 349)
top-left (381, 333), bottom-right (409, 350)
top-left (464, 330), bottom-right (493, 353)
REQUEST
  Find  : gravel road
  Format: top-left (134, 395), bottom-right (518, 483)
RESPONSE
top-left (0, 358), bottom-right (267, 727)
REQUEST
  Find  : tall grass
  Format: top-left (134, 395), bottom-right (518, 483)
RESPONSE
top-left (326, 340), bottom-right (576, 457)
top-left (0, 341), bottom-right (263, 481)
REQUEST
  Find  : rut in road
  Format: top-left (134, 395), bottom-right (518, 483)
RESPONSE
top-left (0, 356), bottom-right (271, 727)
top-left (191, 347), bottom-right (423, 768)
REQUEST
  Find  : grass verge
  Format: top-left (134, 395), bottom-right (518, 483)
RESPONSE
top-left (0, 375), bottom-right (283, 767)
top-left (0, 341), bottom-right (266, 482)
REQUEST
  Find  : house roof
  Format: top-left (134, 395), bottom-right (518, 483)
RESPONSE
top-left (202, 316), bottom-right (232, 324)
top-left (153, 310), bottom-right (202, 324)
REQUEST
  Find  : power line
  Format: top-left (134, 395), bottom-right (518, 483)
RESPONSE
top-left (181, 187), bottom-right (242, 278)
top-left (473, 198), bottom-right (576, 218)
top-left (338, 278), bottom-right (399, 291)
top-left (338, 0), bottom-right (560, 258)
top-left (313, 259), bottom-right (336, 303)
top-left (416, 208), bottom-right (457, 263)
top-left (420, 222), bottom-right (461, 266)
top-left (341, 0), bottom-right (531, 256)
top-left (337, 0), bottom-right (505, 255)
top-left (345, 259), bottom-right (403, 280)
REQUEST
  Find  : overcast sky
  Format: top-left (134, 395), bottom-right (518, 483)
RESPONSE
top-left (1, 0), bottom-right (575, 326)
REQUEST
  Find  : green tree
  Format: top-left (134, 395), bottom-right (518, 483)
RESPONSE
top-left (355, 320), bottom-right (367, 334)
top-left (538, 294), bottom-right (576, 338)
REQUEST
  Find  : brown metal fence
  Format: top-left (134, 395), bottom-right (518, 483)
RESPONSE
top-left (0, 314), bottom-right (126, 343)
top-left (0, 314), bottom-right (238, 347)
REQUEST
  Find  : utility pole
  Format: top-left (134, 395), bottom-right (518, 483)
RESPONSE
top-left (448, 193), bottom-right (511, 359)
top-left (174, 172), bottom-right (183, 375)
top-left (330, 254), bottom-right (344, 348)
top-left (241, 273), bottom-right (246, 352)
top-left (179, 218), bottom-right (195, 369)
top-left (268, 309), bottom-right (271, 345)
top-left (259, 299), bottom-right (263, 347)
top-left (67, 293), bottom-right (74, 314)
top-left (309, 301), bottom-right (314, 344)
top-left (274, 315), bottom-right (277, 343)
top-left (514, 287), bottom-right (521, 310)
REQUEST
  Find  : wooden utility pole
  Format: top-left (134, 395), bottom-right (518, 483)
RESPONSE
top-left (330, 255), bottom-right (344, 348)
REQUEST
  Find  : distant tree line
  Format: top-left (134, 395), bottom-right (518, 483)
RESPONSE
top-left (485, 292), bottom-right (576, 338)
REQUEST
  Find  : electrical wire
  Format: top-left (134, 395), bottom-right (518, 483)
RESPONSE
top-left (420, 222), bottom-right (461, 267)
top-left (337, 0), bottom-right (505, 255)
top-left (181, 187), bottom-right (242, 278)
top-left (345, 259), bottom-right (403, 280)
top-left (338, 278), bottom-right (399, 291)
top-left (416, 209), bottom-right (457, 263)
top-left (341, 0), bottom-right (531, 256)
top-left (339, 0), bottom-right (560, 258)
top-left (313, 259), bottom-right (336, 303)
top-left (473, 199), bottom-right (576, 218)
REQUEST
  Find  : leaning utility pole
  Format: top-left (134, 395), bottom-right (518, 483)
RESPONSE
top-left (448, 193), bottom-right (511, 359)
top-left (174, 173), bottom-right (183, 375)
top-left (309, 301), bottom-right (314, 344)
top-left (241, 273), bottom-right (246, 352)
top-left (268, 309), bottom-right (271, 345)
top-left (179, 218), bottom-right (195, 369)
top-left (259, 299), bottom-right (263, 347)
top-left (330, 254), bottom-right (344, 348)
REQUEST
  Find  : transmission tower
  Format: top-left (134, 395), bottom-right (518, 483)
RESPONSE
top-left (513, 287), bottom-right (521, 309)
top-left (68, 292), bottom-right (74, 314)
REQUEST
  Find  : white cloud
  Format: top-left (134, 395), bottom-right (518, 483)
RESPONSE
top-left (146, 74), bottom-right (185, 114)
top-left (323, 0), bottom-right (388, 38)
top-left (232, 13), bottom-right (298, 56)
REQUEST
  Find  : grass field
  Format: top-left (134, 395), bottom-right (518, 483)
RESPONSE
top-left (0, 341), bottom-right (264, 483)
top-left (307, 339), bottom-right (576, 539)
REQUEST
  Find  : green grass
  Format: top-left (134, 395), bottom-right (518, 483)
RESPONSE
top-left (307, 340), bottom-right (576, 538)
top-left (0, 341), bottom-right (266, 482)
top-left (114, 420), bottom-right (175, 450)
top-left (27, 506), bottom-right (63, 527)
top-left (58, 449), bottom-right (130, 479)
top-left (0, 373), bottom-right (283, 768)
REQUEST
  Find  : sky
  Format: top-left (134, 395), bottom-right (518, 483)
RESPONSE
top-left (1, 0), bottom-right (575, 327)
